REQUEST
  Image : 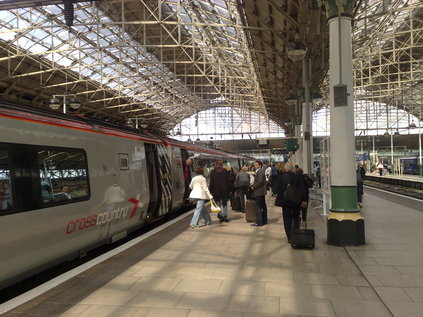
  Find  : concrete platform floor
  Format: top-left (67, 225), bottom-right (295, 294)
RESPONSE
top-left (4, 187), bottom-right (423, 317)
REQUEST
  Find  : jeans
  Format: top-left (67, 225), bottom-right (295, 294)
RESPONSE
top-left (255, 195), bottom-right (267, 225)
top-left (190, 199), bottom-right (211, 226)
top-left (215, 198), bottom-right (228, 217)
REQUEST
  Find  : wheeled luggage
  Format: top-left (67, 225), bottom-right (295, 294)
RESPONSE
top-left (290, 229), bottom-right (315, 249)
top-left (290, 219), bottom-right (315, 249)
top-left (245, 199), bottom-right (256, 223)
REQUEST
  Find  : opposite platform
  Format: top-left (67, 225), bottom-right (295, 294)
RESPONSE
top-left (3, 188), bottom-right (423, 317)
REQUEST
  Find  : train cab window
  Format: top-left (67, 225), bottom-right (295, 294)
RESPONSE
top-left (0, 148), bottom-right (13, 211)
top-left (37, 148), bottom-right (90, 205)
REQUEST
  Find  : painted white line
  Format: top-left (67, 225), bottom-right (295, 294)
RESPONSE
top-left (0, 209), bottom-right (194, 314)
top-left (365, 185), bottom-right (423, 202)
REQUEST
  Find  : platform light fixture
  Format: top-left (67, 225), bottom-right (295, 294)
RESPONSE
top-left (285, 93), bottom-right (297, 106)
top-left (48, 94), bottom-right (81, 113)
top-left (286, 39), bottom-right (307, 62)
top-left (311, 89), bottom-right (323, 103)
top-left (409, 122), bottom-right (417, 128)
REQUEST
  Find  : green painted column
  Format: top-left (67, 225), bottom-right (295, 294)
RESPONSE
top-left (325, 0), bottom-right (365, 246)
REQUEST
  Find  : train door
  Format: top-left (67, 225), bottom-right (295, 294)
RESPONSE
top-left (170, 146), bottom-right (184, 211)
top-left (144, 144), bottom-right (160, 218)
top-left (156, 145), bottom-right (172, 216)
top-left (181, 149), bottom-right (191, 201)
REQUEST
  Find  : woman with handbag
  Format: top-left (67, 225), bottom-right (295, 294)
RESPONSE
top-left (189, 166), bottom-right (213, 228)
top-left (275, 162), bottom-right (307, 242)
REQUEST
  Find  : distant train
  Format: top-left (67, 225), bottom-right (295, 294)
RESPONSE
top-left (399, 156), bottom-right (422, 175)
top-left (0, 101), bottom-right (253, 290)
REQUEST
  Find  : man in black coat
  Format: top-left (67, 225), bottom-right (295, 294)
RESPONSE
top-left (209, 160), bottom-right (231, 222)
top-left (252, 160), bottom-right (267, 226)
top-left (275, 162), bottom-right (307, 242)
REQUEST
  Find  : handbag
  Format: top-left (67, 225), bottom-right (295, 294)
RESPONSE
top-left (283, 184), bottom-right (303, 205)
top-left (246, 188), bottom-right (255, 200)
top-left (210, 199), bottom-right (221, 213)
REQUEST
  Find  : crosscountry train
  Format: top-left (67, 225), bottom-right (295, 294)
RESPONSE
top-left (0, 101), bottom-right (252, 290)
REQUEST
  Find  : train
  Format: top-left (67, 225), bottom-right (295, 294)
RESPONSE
top-left (0, 101), bottom-right (253, 290)
top-left (399, 156), bottom-right (422, 175)
top-left (375, 155), bottom-right (422, 175)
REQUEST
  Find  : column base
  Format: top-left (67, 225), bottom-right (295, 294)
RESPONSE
top-left (327, 212), bottom-right (365, 246)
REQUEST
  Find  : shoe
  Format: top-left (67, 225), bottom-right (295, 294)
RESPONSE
top-left (250, 223), bottom-right (262, 226)
top-left (190, 225), bottom-right (197, 228)
top-left (205, 222), bottom-right (211, 226)
top-left (223, 217), bottom-right (230, 222)
top-left (358, 202), bottom-right (363, 208)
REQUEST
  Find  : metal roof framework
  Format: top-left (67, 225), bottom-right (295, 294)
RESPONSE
top-left (0, 0), bottom-right (421, 138)
top-left (0, 0), bottom-right (327, 135)
top-left (352, 0), bottom-right (423, 128)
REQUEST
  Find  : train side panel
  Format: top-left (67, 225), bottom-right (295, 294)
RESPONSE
top-left (0, 116), bottom-right (150, 288)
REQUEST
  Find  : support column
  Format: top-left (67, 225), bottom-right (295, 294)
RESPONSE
top-left (294, 100), bottom-right (303, 167)
top-left (302, 58), bottom-right (312, 175)
top-left (326, 0), bottom-right (365, 246)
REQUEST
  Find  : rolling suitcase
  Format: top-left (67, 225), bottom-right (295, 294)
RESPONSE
top-left (245, 199), bottom-right (256, 223)
top-left (290, 220), bottom-right (315, 249)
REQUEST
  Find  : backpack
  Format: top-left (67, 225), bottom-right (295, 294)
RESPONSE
top-left (303, 175), bottom-right (314, 189)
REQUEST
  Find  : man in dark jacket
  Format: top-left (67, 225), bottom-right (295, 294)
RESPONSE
top-left (252, 160), bottom-right (267, 226)
top-left (234, 166), bottom-right (251, 213)
top-left (276, 162), bottom-right (307, 242)
top-left (209, 160), bottom-right (231, 222)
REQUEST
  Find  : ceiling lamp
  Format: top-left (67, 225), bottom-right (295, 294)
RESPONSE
top-left (286, 40), bottom-right (307, 62)
top-left (285, 94), bottom-right (297, 106)
top-left (69, 97), bottom-right (81, 110)
top-left (48, 97), bottom-right (61, 110)
top-left (311, 89), bottom-right (323, 103)
top-left (409, 122), bottom-right (417, 128)
top-left (383, 131), bottom-right (390, 136)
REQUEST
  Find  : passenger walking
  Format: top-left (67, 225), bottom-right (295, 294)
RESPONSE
top-left (377, 161), bottom-right (384, 176)
top-left (251, 160), bottom-right (267, 226)
top-left (275, 162), bottom-right (307, 242)
top-left (209, 160), bottom-right (231, 222)
top-left (269, 163), bottom-right (278, 196)
top-left (189, 167), bottom-right (213, 228)
top-left (234, 166), bottom-right (250, 213)
top-left (226, 164), bottom-right (237, 210)
top-left (356, 162), bottom-right (365, 208)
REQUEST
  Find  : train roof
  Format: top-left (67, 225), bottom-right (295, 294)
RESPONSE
top-left (0, 100), bottom-right (252, 160)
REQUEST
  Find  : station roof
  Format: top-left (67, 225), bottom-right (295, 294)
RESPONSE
top-left (0, 0), bottom-right (421, 135)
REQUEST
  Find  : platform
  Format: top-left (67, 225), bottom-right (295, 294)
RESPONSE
top-left (366, 172), bottom-right (423, 182)
top-left (3, 188), bottom-right (423, 317)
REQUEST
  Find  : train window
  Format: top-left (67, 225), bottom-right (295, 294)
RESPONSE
top-left (119, 153), bottom-right (129, 170)
top-left (0, 148), bottom-right (13, 211)
top-left (38, 148), bottom-right (90, 205)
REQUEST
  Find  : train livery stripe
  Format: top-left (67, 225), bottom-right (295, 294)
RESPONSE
top-left (156, 145), bottom-right (172, 216)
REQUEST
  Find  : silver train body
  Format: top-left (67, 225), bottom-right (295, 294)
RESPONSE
top-left (0, 103), bottom-right (251, 289)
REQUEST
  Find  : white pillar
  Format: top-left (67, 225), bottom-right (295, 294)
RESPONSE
top-left (329, 17), bottom-right (355, 188)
